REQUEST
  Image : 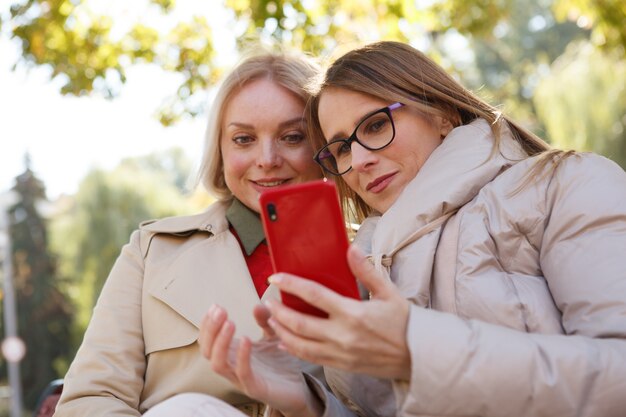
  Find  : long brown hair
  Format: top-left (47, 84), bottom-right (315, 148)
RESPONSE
top-left (306, 41), bottom-right (562, 222)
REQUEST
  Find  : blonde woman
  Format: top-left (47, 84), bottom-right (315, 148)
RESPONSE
top-left (54, 50), bottom-right (323, 417)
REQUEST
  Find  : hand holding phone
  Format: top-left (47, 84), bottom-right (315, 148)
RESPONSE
top-left (259, 180), bottom-right (360, 317)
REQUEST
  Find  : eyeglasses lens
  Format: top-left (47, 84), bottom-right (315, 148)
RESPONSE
top-left (319, 110), bottom-right (394, 175)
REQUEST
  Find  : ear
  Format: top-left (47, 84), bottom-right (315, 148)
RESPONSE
top-left (438, 117), bottom-right (454, 139)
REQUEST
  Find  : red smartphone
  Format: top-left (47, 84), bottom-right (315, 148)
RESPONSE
top-left (259, 179), bottom-right (360, 317)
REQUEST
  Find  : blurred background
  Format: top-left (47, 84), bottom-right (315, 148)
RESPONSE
top-left (0, 0), bottom-right (625, 415)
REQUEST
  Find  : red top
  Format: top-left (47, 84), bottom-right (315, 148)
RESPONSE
top-left (230, 226), bottom-right (272, 298)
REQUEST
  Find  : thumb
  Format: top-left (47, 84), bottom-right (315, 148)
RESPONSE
top-left (253, 303), bottom-right (275, 338)
top-left (347, 245), bottom-right (397, 300)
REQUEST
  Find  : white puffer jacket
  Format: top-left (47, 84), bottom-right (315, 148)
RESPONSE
top-left (314, 119), bottom-right (626, 417)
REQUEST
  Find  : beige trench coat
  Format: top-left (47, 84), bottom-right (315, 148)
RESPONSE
top-left (55, 201), bottom-right (281, 416)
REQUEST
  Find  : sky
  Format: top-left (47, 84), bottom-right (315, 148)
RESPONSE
top-left (0, 0), bottom-right (234, 201)
top-left (0, 39), bottom-right (206, 201)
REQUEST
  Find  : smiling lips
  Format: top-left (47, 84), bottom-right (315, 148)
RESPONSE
top-left (366, 172), bottom-right (397, 193)
top-left (251, 178), bottom-right (289, 191)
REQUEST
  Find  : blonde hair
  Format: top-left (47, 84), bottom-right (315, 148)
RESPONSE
top-left (306, 41), bottom-right (557, 222)
top-left (198, 48), bottom-right (320, 200)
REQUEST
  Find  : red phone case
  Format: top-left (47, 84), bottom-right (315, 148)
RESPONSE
top-left (259, 179), bottom-right (360, 317)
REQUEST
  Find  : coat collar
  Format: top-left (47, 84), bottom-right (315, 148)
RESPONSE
top-left (226, 198), bottom-right (266, 256)
top-left (145, 228), bottom-right (269, 335)
top-left (139, 200), bottom-right (230, 236)
top-left (365, 119), bottom-right (526, 274)
top-left (140, 200), bottom-right (279, 335)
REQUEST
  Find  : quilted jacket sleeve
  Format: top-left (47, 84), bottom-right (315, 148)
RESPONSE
top-left (395, 154), bottom-right (626, 417)
top-left (54, 231), bottom-right (146, 417)
top-left (263, 373), bottom-right (360, 417)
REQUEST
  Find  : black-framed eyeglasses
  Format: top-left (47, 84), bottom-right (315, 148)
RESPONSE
top-left (313, 102), bottom-right (404, 176)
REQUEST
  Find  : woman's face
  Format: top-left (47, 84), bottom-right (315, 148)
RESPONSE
top-left (221, 78), bottom-right (322, 213)
top-left (318, 88), bottom-right (449, 214)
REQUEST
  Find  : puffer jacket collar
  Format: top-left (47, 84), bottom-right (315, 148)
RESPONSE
top-left (364, 118), bottom-right (526, 277)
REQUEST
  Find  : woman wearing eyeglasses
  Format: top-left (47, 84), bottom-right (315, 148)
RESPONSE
top-left (207, 41), bottom-right (626, 417)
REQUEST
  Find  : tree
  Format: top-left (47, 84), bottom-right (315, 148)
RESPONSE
top-left (534, 41), bottom-right (626, 167)
top-left (5, 0), bottom-right (218, 125)
top-left (553, 0), bottom-right (626, 54)
top-left (2, 157), bottom-right (73, 410)
top-left (49, 148), bottom-right (205, 335)
top-left (5, 0), bottom-right (624, 125)
top-left (448, 0), bottom-right (589, 131)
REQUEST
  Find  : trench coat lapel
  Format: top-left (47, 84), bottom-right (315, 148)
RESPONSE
top-left (144, 204), bottom-right (266, 339)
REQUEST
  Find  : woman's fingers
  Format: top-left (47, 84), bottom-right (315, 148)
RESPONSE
top-left (266, 313), bottom-right (329, 363)
top-left (207, 314), bottom-right (239, 382)
top-left (199, 304), bottom-right (227, 359)
top-left (264, 298), bottom-right (349, 365)
top-left (268, 273), bottom-right (354, 317)
top-left (266, 312), bottom-right (355, 368)
top-left (347, 245), bottom-right (396, 300)
top-left (234, 336), bottom-right (257, 390)
top-left (253, 303), bottom-right (275, 338)
top-left (264, 296), bottom-right (334, 342)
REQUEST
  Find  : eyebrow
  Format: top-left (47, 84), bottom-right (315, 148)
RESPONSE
top-left (227, 117), bottom-right (305, 130)
top-left (328, 106), bottom-right (383, 142)
top-left (329, 132), bottom-right (349, 142)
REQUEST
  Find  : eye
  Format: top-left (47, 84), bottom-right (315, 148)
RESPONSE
top-left (233, 135), bottom-right (254, 145)
top-left (336, 141), bottom-right (351, 156)
top-left (281, 132), bottom-right (305, 145)
top-left (328, 140), bottom-right (351, 159)
top-left (363, 115), bottom-right (389, 134)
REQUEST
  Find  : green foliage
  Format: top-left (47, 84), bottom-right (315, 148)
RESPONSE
top-left (11, 0), bottom-right (128, 97)
top-left (8, 0), bottom-right (218, 121)
top-left (228, 0), bottom-right (418, 54)
top-left (464, 0), bottom-right (590, 131)
top-left (150, 0), bottom-right (176, 13)
top-left (49, 148), bottom-right (200, 334)
top-left (5, 0), bottom-right (626, 127)
top-left (554, 0), bottom-right (626, 54)
top-left (3, 164), bottom-right (73, 410)
top-left (156, 16), bottom-right (218, 125)
top-left (427, 0), bottom-right (512, 35)
top-left (534, 42), bottom-right (626, 167)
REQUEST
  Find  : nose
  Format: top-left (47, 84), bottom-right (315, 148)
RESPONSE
top-left (350, 141), bottom-right (377, 171)
top-left (257, 138), bottom-right (282, 168)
